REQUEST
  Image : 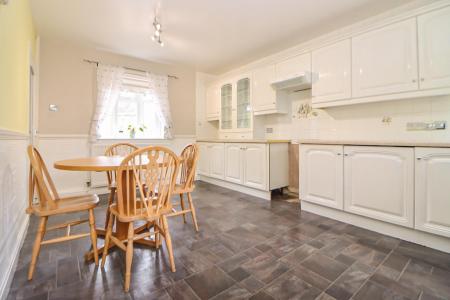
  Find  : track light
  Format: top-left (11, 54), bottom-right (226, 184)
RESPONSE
top-left (152, 17), bottom-right (164, 47)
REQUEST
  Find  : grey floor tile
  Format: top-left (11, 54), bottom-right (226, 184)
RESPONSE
top-left (301, 253), bottom-right (348, 281)
top-left (185, 266), bottom-right (235, 300)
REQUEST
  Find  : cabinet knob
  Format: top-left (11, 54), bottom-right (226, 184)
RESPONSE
top-left (337, 153), bottom-right (342, 156)
top-left (417, 157), bottom-right (422, 160)
top-left (412, 79), bottom-right (417, 83)
top-left (344, 153), bottom-right (349, 157)
top-left (421, 78), bottom-right (425, 82)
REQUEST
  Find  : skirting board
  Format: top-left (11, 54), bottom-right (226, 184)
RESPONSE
top-left (197, 175), bottom-right (271, 200)
top-left (302, 201), bottom-right (450, 254)
top-left (0, 214), bottom-right (29, 300)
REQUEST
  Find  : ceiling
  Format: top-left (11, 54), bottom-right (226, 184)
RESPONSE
top-left (30, 0), bottom-right (417, 74)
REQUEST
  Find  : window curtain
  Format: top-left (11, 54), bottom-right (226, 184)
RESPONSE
top-left (89, 64), bottom-right (125, 141)
top-left (146, 73), bottom-right (173, 139)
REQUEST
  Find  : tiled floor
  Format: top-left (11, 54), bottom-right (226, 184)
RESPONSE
top-left (7, 182), bottom-right (450, 300)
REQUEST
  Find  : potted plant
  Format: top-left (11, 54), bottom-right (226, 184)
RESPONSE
top-left (126, 124), bottom-right (146, 139)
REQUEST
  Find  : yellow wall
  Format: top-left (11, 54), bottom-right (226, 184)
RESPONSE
top-left (0, 0), bottom-right (36, 133)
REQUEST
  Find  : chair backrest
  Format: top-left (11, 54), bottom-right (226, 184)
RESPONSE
top-left (116, 146), bottom-right (180, 219)
top-left (179, 144), bottom-right (199, 190)
top-left (27, 145), bottom-right (60, 213)
top-left (104, 143), bottom-right (138, 187)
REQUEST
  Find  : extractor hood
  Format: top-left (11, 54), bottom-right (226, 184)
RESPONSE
top-left (271, 72), bottom-right (312, 93)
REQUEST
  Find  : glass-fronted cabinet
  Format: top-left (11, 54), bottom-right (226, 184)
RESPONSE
top-left (220, 84), bottom-right (232, 130)
top-left (236, 78), bottom-right (251, 129)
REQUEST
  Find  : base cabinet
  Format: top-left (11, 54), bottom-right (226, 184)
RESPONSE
top-left (242, 144), bottom-right (267, 190)
top-left (415, 148), bottom-right (450, 237)
top-left (198, 143), bottom-right (224, 179)
top-left (199, 142), bottom-right (287, 195)
top-left (300, 145), bottom-right (344, 209)
top-left (300, 144), bottom-right (414, 228)
top-left (343, 146), bottom-right (414, 228)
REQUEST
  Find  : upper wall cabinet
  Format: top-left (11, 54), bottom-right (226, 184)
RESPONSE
top-left (312, 39), bottom-right (351, 103)
top-left (220, 83), bottom-right (233, 130)
top-left (252, 64), bottom-right (288, 115)
top-left (418, 6), bottom-right (450, 90)
top-left (352, 19), bottom-right (418, 98)
top-left (219, 75), bottom-right (253, 133)
top-left (206, 84), bottom-right (220, 121)
top-left (275, 53), bottom-right (311, 82)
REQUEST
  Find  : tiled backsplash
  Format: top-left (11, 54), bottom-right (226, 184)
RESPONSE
top-left (263, 90), bottom-right (450, 143)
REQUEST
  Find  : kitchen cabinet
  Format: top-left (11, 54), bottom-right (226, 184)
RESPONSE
top-left (312, 39), bottom-right (351, 103)
top-left (209, 143), bottom-right (225, 179)
top-left (225, 143), bottom-right (242, 184)
top-left (275, 53), bottom-right (311, 82)
top-left (352, 19), bottom-right (418, 98)
top-left (197, 143), bottom-right (211, 176)
top-left (220, 83), bottom-right (233, 130)
top-left (206, 84), bottom-right (220, 121)
top-left (252, 65), bottom-right (288, 115)
top-left (242, 144), bottom-right (267, 190)
top-left (300, 144), bottom-right (344, 209)
top-left (415, 148), bottom-right (450, 238)
top-left (418, 6), bottom-right (450, 90)
top-left (344, 146), bottom-right (414, 228)
top-left (197, 143), bottom-right (224, 179)
top-left (198, 142), bottom-right (288, 198)
top-left (219, 75), bottom-right (252, 132)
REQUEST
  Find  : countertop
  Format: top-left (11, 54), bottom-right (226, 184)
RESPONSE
top-left (295, 139), bottom-right (450, 148)
top-left (196, 139), bottom-right (290, 144)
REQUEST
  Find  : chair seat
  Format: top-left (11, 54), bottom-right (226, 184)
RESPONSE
top-left (109, 200), bottom-right (172, 223)
top-left (31, 194), bottom-right (99, 217)
top-left (173, 184), bottom-right (194, 194)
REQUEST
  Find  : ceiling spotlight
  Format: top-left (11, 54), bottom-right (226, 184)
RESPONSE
top-left (152, 17), bottom-right (165, 47)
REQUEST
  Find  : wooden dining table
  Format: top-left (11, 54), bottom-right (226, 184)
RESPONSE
top-left (54, 156), bottom-right (158, 261)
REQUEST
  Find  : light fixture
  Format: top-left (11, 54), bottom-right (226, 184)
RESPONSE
top-left (152, 17), bottom-right (164, 47)
top-left (0, 0), bottom-right (9, 5)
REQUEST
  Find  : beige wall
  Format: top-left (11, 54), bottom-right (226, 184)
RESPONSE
top-left (38, 38), bottom-right (196, 135)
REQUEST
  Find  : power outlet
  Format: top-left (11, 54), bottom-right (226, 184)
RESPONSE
top-left (266, 127), bottom-right (274, 134)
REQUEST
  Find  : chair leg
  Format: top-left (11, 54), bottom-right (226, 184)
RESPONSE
top-left (124, 222), bottom-right (134, 292)
top-left (179, 194), bottom-right (186, 223)
top-left (161, 215), bottom-right (176, 272)
top-left (28, 216), bottom-right (47, 280)
top-left (187, 193), bottom-right (199, 232)
top-left (101, 213), bottom-right (114, 268)
top-left (88, 209), bottom-right (99, 266)
top-left (104, 188), bottom-right (115, 230)
top-left (154, 219), bottom-right (160, 249)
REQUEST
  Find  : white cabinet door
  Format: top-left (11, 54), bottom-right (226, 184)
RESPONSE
top-left (206, 84), bottom-right (220, 120)
top-left (300, 145), bottom-right (344, 209)
top-left (225, 144), bottom-right (243, 184)
top-left (418, 6), bottom-right (450, 90)
top-left (344, 146), bottom-right (414, 228)
top-left (352, 19), bottom-right (418, 98)
top-left (197, 143), bottom-right (210, 176)
top-left (312, 39), bottom-right (351, 103)
top-left (275, 53), bottom-right (311, 82)
top-left (415, 148), bottom-right (450, 237)
top-left (252, 65), bottom-right (277, 113)
top-left (209, 143), bottom-right (225, 179)
top-left (242, 144), bottom-right (267, 190)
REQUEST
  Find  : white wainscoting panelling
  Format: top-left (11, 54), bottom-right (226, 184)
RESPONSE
top-left (0, 129), bottom-right (29, 300)
top-left (37, 134), bottom-right (196, 194)
top-left (37, 134), bottom-right (90, 196)
top-left (90, 136), bottom-right (196, 188)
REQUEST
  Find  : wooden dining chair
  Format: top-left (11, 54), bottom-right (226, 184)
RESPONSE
top-left (103, 143), bottom-right (138, 230)
top-left (168, 144), bottom-right (200, 231)
top-left (101, 146), bottom-right (180, 292)
top-left (26, 146), bottom-right (100, 280)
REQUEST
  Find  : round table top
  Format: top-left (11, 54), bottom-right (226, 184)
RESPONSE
top-left (54, 156), bottom-right (125, 171)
